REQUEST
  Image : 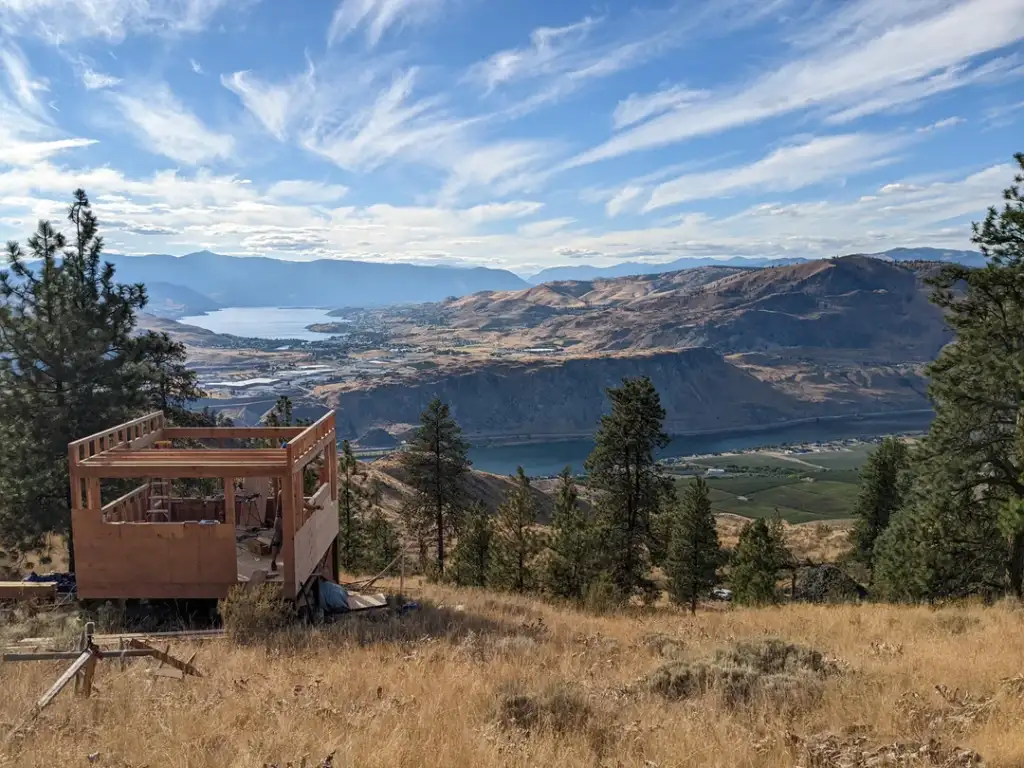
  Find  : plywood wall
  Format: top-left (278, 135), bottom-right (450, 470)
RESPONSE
top-left (72, 510), bottom-right (237, 599)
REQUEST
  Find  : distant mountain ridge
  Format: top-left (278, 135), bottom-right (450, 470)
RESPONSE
top-left (527, 247), bottom-right (984, 284)
top-left (100, 251), bottom-right (530, 317)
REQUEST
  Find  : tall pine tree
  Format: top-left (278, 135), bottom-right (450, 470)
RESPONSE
top-left (450, 501), bottom-right (493, 587)
top-left (0, 190), bottom-right (151, 556)
top-left (362, 508), bottom-right (402, 575)
top-left (399, 397), bottom-right (470, 575)
top-left (875, 154), bottom-right (1024, 598)
top-left (850, 437), bottom-right (910, 574)
top-left (585, 376), bottom-right (673, 599)
top-left (543, 467), bottom-right (596, 601)
top-left (337, 440), bottom-right (379, 573)
top-left (730, 517), bottom-right (789, 606)
top-left (666, 476), bottom-right (722, 613)
top-left (489, 467), bottom-right (541, 593)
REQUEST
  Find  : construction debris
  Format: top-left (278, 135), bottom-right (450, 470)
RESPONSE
top-left (2, 621), bottom-right (202, 746)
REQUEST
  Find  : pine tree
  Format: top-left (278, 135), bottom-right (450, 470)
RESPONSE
top-left (399, 397), bottom-right (471, 575)
top-left (584, 376), bottom-right (674, 599)
top-left (0, 190), bottom-right (149, 556)
top-left (129, 331), bottom-right (205, 424)
top-left (543, 467), bottom-right (595, 601)
top-left (873, 463), bottom-right (1006, 601)
top-left (489, 467), bottom-right (542, 593)
top-left (338, 440), bottom-right (379, 573)
top-left (450, 502), bottom-right (492, 587)
top-left (878, 154), bottom-right (1024, 597)
top-left (851, 437), bottom-right (911, 573)
top-left (362, 508), bottom-right (401, 575)
top-left (730, 517), bottom-right (788, 606)
top-left (665, 476), bottom-right (722, 613)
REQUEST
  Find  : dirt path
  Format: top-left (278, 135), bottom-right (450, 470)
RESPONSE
top-left (762, 451), bottom-right (826, 470)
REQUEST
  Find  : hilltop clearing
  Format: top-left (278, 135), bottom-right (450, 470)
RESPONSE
top-left (1, 586), bottom-right (1019, 767)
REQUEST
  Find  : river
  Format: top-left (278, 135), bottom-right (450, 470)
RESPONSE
top-left (466, 411), bottom-right (934, 477)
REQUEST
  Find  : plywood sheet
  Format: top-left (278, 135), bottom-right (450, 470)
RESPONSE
top-left (292, 505), bottom-right (339, 597)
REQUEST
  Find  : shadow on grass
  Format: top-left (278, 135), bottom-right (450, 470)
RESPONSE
top-left (226, 595), bottom-right (538, 653)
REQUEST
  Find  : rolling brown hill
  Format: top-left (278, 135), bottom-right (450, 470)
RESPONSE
top-left (437, 256), bottom-right (950, 359)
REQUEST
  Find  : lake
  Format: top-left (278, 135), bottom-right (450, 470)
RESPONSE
top-left (179, 307), bottom-right (338, 341)
top-left (467, 411), bottom-right (934, 477)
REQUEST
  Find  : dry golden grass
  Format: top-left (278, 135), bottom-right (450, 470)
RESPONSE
top-left (717, 514), bottom-right (853, 564)
top-left (2, 581), bottom-right (1023, 767)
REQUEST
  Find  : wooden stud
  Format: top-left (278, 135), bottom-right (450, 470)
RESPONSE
top-left (223, 477), bottom-right (235, 527)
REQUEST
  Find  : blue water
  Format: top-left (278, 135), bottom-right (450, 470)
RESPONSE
top-left (179, 307), bottom-right (339, 341)
top-left (468, 411), bottom-right (934, 477)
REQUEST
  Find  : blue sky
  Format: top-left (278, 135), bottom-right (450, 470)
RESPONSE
top-left (0, 0), bottom-right (1021, 275)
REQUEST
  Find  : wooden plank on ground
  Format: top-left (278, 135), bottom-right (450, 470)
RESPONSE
top-left (127, 640), bottom-right (202, 678)
top-left (346, 592), bottom-right (389, 611)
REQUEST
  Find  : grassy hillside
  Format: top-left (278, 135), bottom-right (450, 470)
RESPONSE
top-left (2, 584), bottom-right (1020, 766)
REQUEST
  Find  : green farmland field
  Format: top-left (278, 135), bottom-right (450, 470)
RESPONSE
top-left (670, 448), bottom-right (870, 523)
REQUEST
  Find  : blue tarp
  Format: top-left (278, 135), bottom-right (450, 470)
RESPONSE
top-left (318, 580), bottom-right (349, 613)
top-left (22, 571), bottom-right (76, 594)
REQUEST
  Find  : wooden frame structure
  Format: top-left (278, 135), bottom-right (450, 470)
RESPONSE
top-left (69, 411), bottom-right (339, 601)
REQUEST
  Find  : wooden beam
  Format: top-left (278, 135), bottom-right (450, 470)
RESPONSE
top-left (282, 471), bottom-right (297, 600)
top-left (292, 431), bottom-right (336, 472)
top-left (163, 427), bottom-right (305, 439)
top-left (224, 477), bottom-right (235, 527)
top-left (126, 640), bottom-right (202, 677)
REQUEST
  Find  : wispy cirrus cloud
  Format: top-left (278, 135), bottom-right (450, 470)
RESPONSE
top-left (80, 66), bottom-right (121, 90)
top-left (643, 133), bottom-right (912, 212)
top-left (110, 83), bottom-right (234, 164)
top-left (571, 0), bottom-right (1024, 167)
top-left (613, 86), bottom-right (710, 130)
top-left (221, 61), bottom-right (316, 141)
top-left (327, 0), bottom-right (443, 47)
top-left (1, 45), bottom-right (50, 118)
top-left (0, 0), bottom-right (237, 43)
top-left (467, 16), bottom-right (602, 93)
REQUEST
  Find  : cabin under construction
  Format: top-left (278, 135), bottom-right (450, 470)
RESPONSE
top-left (68, 411), bottom-right (340, 602)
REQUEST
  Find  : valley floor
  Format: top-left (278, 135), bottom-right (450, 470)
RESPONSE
top-left (2, 582), bottom-right (1023, 767)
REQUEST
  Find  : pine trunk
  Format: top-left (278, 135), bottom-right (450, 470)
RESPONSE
top-left (1009, 531), bottom-right (1024, 598)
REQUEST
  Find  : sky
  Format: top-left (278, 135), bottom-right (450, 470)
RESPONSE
top-left (0, 0), bottom-right (1021, 276)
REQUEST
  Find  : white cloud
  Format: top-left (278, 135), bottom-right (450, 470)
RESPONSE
top-left (1, 45), bottom-right (49, 117)
top-left (644, 133), bottom-right (911, 212)
top-left (267, 180), bottom-right (349, 205)
top-left (918, 116), bottom-right (966, 132)
top-left (0, 137), bottom-right (97, 166)
top-left (190, 58), bottom-right (204, 74)
top-left (468, 16), bottom-right (600, 92)
top-left (613, 86), bottom-right (709, 130)
top-left (605, 186), bottom-right (644, 218)
top-left (572, 0), bottom-right (1024, 167)
top-left (327, 0), bottom-right (441, 47)
top-left (0, 0), bottom-right (235, 43)
top-left (518, 218), bottom-right (574, 237)
top-left (109, 84), bottom-right (234, 164)
top-left (0, 158), bottom-right (1012, 268)
top-left (302, 69), bottom-right (462, 172)
top-left (80, 67), bottom-right (121, 90)
top-left (222, 65), bottom-right (315, 141)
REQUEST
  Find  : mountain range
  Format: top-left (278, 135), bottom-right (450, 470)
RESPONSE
top-left (315, 255), bottom-right (950, 441)
top-left (84, 247), bottom-right (982, 320)
top-left (101, 251), bottom-right (530, 317)
top-left (525, 247), bottom-right (984, 283)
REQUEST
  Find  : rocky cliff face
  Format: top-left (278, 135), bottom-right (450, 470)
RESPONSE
top-left (327, 347), bottom-right (930, 442)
